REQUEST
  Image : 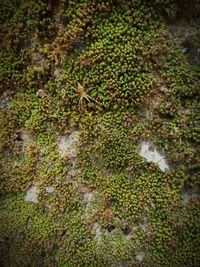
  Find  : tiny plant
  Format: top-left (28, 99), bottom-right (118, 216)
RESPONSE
top-left (67, 77), bottom-right (101, 108)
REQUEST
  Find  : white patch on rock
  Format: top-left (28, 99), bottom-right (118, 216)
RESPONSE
top-left (31, 53), bottom-right (48, 68)
top-left (54, 68), bottom-right (61, 79)
top-left (83, 192), bottom-right (94, 205)
top-left (124, 233), bottom-right (132, 240)
top-left (25, 185), bottom-right (39, 203)
top-left (20, 132), bottom-right (34, 153)
top-left (93, 223), bottom-right (102, 243)
top-left (67, 167), bottom-right (81, 178)
top-left (58, 131), bottom-right (80, 158)
top-left (45, 186), bottom-right (54, 193)
top-left (84, 192), bottom-right (95, 217)
top-left (136, 251), bottom-right (145, 262)
top-left (21, 132), bottom-right (33, 144)
top-left (181, 47), bottom-right (188, 53)
top-left (139, 141), bottom-right (170, 172)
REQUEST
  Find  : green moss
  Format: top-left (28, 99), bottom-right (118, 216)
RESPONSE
top-left (0, 0), bottom-right (200, 266)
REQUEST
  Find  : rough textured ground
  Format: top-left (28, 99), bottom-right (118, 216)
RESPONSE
top-left (0, 1), bottom-right (200, 266)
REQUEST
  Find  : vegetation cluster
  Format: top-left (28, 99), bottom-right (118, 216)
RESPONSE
top-left (0, 0), bottom-right (200, 266)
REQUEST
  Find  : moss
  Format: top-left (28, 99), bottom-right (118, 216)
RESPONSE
top-left (0, 0), bottom-right (200, 266)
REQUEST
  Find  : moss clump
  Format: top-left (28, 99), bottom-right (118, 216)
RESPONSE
top-left (0, 0), bottom-right (200, 266)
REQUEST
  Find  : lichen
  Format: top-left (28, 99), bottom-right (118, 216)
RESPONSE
top-left (25, 185), bottom-right (39, 203)
top-left (139, 141), bottom-right (170, 172)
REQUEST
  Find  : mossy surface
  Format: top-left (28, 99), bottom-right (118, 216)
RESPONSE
top-left (0, 0), bottom-right (200, 266)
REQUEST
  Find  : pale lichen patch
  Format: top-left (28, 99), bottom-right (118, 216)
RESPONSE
top-left (45, 186), bottom-right (54, 193)
top-left (25, 185), bottom-right (39, 203)
top-left (83, 191), bottom-right (95, 205)
top-left (139, 141), bottom-right (170, 172)
top-left (93, 222), bottom-right (102, 243)
top-left (136, 251), bottom-right (145, 262)
top-left (58, 131), bottom-right (80, 158)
